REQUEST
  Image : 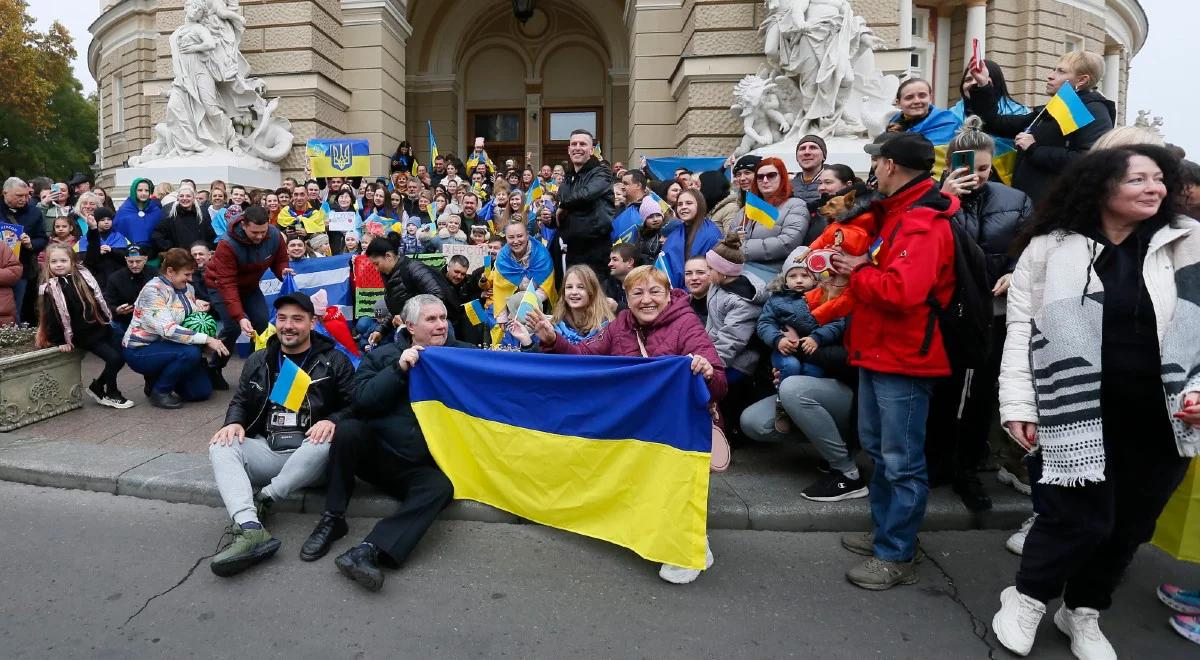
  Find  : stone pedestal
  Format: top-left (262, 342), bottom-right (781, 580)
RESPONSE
top-left (0, 347), bottom-right (83, 432)
top-left (751, 136), bottom-right (873, 177)
top-left (114, 152), bottom-right (284, 201)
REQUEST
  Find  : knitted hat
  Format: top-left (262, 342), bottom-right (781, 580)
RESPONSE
top-left (797, 134), bottom-right (828, 159)
top-left (307, 232), bottom-right (330, 252)
top-left (783, 245), bottom-right (812, 275)
top-left (639, 196), bottom-right (663, 222)
top-left (706, 232), bottom-right (745, 277)
top-left (733, 155), bottom-right (762, 174)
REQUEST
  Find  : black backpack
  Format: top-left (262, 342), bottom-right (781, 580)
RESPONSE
top-left (920, 216), bottom-right (993, 370)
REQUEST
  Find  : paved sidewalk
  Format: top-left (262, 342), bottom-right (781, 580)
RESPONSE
top-left (0, 355), bottom-right (1033, 531)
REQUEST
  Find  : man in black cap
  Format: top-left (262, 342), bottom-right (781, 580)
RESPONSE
top-left (207, 291), bottom-right (356, 577)
top-left (791, 135), bottom-right (828, 204)
top-left (829, 132), bottom-right (960, 591)
top-left (67, 172), bottom-right (91, 205)
top-left (104, 245), bottom-right (156, 335)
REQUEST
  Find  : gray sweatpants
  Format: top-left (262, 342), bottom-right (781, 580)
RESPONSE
top-left (739, 375), bottom-right (857, 476)
top-left (209, 436), bottom-right (330, 525)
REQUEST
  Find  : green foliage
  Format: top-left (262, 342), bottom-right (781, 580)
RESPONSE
top-left (0, 0), bottom-right (98, 180)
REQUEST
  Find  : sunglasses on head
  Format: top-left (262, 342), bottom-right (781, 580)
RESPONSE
top-left (756, 171), bottom-right (780, 181)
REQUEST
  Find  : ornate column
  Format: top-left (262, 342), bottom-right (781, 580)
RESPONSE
top-left (898, 0), bottom-right (914, 51)
top-left (964, 0), bottom-right (987, 64)
top-left (1103, 45), bottom-right (1123, 116)
top-left (935, 6), bottom-right (952, 107)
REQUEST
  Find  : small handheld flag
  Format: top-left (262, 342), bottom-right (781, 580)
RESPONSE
top-left (1043, 84), bottom-right (1096, 136)
top-left (269, 358), bottom-right (313, 412)
top-left (868, 236), bottom-right (883, 265)
top-left (743, 191), bottom-right (779, 229)
top-left (515, 282), bottom-right (539, 322)
top-left (653, 251), bottom-right (671, 279)
top-left (463, 299), bottom-right (496, 328)
top-left (427, 120), bottom-right (440, 166)
top-left (483, 254), bottom-right (494, 269)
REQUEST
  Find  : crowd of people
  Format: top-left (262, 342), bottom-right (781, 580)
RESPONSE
top-left (4, 50), bottom-right (1200, 657)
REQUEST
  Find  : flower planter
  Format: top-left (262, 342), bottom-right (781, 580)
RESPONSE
top-left (0, 347), bottom-right (84, 432)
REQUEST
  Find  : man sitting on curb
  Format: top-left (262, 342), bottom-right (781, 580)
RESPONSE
top-left (207, 291), bottom-right (356, 577)
top-left (299, 294), bottom-right (476, 592)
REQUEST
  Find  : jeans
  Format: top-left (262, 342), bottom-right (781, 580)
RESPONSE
top-left (209, 435), bottom-right (331, 525)
top-left (771, 351), bottom-right (824, 379)
top-left (123, 341), bottom-right (212, 401)
top-left (208, 286), bottom-right (269, 366)
top-left (740, 375), bottom-right (857, 476)
top-left (858, 368), bottom-right (935, 562)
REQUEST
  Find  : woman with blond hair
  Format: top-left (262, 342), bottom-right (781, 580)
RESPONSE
top-left (965, 50), bottom-right (1116, 203)
top-left (549, 265), bottom-right (613, 344)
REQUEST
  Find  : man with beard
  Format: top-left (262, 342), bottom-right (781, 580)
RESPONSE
top-left (791, 135), bottom-right (828, 204)
top-left (207, 292), bottom-right (356, 577)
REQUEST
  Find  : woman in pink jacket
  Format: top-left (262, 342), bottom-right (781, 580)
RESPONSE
top-left (526, 264), bottom-right (726, 585)
top-left (0, 241), bottom-right (22, 326)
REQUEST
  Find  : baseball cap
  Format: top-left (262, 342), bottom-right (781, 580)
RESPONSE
top-left (273, 291), bottom-right (315, 315)
top-left (863, 132), bottom-right (899, 157)
top-left (878, 133), bottom-right (936, 171)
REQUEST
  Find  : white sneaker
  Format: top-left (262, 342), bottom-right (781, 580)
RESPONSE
top-left (1054, 604), bottom-right (1117, 660)
top-left (658, 540), bottom-right (714, 584)
top-left (998, 466), bottom-right (1032, 495)
top-left (1006, 515), bottom-right (1037, 556)
top-left (993, 586), bottom-right (1046, 656)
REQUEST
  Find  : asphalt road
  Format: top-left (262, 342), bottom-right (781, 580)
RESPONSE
top-left (1, 481), bottom-right (1197, 659)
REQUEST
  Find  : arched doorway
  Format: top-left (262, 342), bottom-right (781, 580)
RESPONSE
top-left (406, 0), bottom-right (628, 168)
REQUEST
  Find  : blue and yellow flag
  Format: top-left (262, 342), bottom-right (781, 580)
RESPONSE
top-left (515, 282), bottom-right (539, 322)
top-left (410, 348), bottom-right (712, 568)
top-left (269, 357), bottom-right (312, 412)
top-left (1044, 84), bottom-right (1096, 135)
top-left (307, 139), bottom-right (370, 178)
top-left (653, 251), bottom-right (671, 279)
top-left (743, 191), bottom-right (778, 229)
top-left (524, 179), bottom-right (545, 210)
top-left (491, 240), bottom-right (557, 343)
top-left (463, 299), bottom-right (495, 328)
top-left (427, 120), bottom-right (439, 167)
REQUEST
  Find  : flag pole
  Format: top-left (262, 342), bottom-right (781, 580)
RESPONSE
top-left (1024, 106), bottom-right (1048, 133)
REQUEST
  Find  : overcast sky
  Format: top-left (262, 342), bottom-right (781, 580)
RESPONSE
top-left (31, 0), bottom-right (1199, 157)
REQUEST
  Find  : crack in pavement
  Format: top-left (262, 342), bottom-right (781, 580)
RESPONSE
top-left (113, 452), bottom-right (168, 482)
top-left (924, 552), bottom-right (1002, 659)
top-left (121, 530), bottom-right (227, 628)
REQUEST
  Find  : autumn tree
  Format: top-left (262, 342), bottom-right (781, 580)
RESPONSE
top-left (0, 0), bottom-right (98, 180)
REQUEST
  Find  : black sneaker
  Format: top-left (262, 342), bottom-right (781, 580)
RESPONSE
top-left (87, 379), bottom-right (107, 406)
top-left (802, 471), bottom-right (869, 502)
top-left (103, 384), bottom-right (135, 409)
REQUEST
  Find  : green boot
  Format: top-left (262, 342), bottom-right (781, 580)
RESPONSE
top-left (210, 525), bottom-right (282, 577)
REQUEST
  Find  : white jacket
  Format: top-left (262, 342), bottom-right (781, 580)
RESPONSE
top-left (1000, 216), bottom-right (1200, 483)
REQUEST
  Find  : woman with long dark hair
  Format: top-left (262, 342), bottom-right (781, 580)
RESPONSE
top-left (991, 145), bottom-right (1200, 657)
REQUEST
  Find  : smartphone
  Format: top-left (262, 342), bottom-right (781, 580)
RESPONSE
top-left (949, 150), bottom-right (975, 173)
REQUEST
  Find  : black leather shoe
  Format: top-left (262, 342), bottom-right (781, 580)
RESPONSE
top-left (299, 513), bottom-right (348, 562)
top-left (953, 473), bottom-right (993, 512)
top-left (148, 390), bottom-right (183, 410)
top-left (334, 543), bottom-right (384, 592)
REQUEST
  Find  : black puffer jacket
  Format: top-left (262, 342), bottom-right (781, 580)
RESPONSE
top-left (223, 333), bottom-right (357, 438)
top-left (351, 330), bottom-right (478, 463)
top-left (557, 156), bottom-right (616, 241)
top-left (967, 84), bottom-right (1115, 204)
top-left (153, 202), bottom-right (216, 252)
top-left (382, 255), bottom-right (461, 325)
top-left (953, 181), bottom-right (1033, 285)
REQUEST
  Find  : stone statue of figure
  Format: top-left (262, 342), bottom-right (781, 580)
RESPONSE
top-left (759, 0), bottom-right (895, 138)
top-left (130, 0), bottom-right (293, 166)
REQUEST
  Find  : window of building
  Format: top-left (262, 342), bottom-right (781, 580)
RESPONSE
top-left (910, 7), bottom-right (933, 79)
top-left (548, 111), bottom-right (597, 142)
top-left (1064, 33), bottom-right (1085, 53)
top-left (112, 74), bottom-right (124, 133)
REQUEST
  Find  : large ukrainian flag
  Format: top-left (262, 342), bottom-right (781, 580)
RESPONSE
top-left (307, 138), bottom-right (370, 177)
top-left (410, 348), bottom-right (713, 569)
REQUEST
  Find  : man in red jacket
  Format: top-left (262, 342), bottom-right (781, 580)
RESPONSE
top-left (831, 133), bottom-right (958, 590)
top-left (205, 205), bottom-right (293, 384)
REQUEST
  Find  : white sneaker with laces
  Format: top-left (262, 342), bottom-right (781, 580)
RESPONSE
top-left (1005, 514), bottom-right (1037, 556)
top-left (658, 540), bottom-right (714, 584)
top-left (1054, 604), bottom-right (1117, 660)
top-left (993, 586), bottom-right (1046, 656)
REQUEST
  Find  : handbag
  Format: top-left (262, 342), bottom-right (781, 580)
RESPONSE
top-left (635, 331), bottom-right (730, 472)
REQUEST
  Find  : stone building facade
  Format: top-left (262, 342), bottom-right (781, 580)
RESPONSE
top-left (89, 0), bottom-right (1148, 187)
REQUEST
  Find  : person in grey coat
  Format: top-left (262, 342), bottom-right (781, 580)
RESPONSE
top-left (704, 232), bottom-right (769, 379)
top-left (742, 157), bottom-right (810, 280)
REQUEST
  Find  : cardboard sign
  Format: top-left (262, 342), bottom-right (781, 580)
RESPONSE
top-left (0, 222), bottom-right (23, 259)
top-left (441, 243), bottom-right (487, 272)
top-left (327, 211), bottom-right (357, 233)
